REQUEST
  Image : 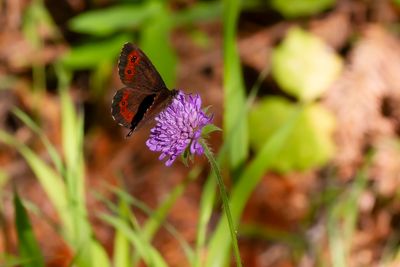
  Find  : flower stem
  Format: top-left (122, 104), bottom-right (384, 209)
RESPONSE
top-left (200, 139), bottom-right (242, 267)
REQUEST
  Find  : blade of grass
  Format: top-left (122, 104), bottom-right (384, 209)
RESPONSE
top-left (12, 107), bottom-right (64, 174)
top-left (223, 0), bottom-right (248, 170)
top-left (194, 66), bottom-right (269, 267)
top-left (57, 64), bottom-right (87, 241)
top-left (141, 167), bottom-right (201, 240)
top-left (327, 157), bottom-right (369, 267)
top-left (113, 200), bottom-right (131, 267)
top-left (0, 131), bottom-right (72, 235)
top-left (13, 190), bottom-right (45, 267)
top-left (58, 65), bottom-right (84, 246)
top-left (56, 63), bottom-right (110, 267)
top-left (201, 140), bottom-right (242, 267)
top-left (205, 105), bottom-right (303, 267)
top-left (91, 241), bottom-right (111, 267)
top-left (100, 213), bottom-right (168, 267)
top-left (108, 181), bottom-right (196, 264)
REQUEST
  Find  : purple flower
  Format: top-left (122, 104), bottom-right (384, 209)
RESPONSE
top-left (146, 91), bottom-right (212, 166)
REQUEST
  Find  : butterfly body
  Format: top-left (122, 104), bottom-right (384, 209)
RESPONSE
top-left (111, 43), bottom-right (177, 137)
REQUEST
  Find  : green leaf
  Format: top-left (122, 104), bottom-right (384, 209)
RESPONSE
top-left (202, 124), bottom-right (222, 136)
top-left (271, 27), bottom-right (342, 101)
top-left (68, 3), bottom-right (160, 36)
top-left (172, 1), bottom-right (222, 26)
top-left (249, 96), bottom-right (336, 172)
top-left (271, 0), bottom-right (336, 18)
top-left (13, 191), bottom-right (45, 267)
top-left (140, 6), bottom-right (177, 88)
top-left (60, 34), bottom-right (131, 69)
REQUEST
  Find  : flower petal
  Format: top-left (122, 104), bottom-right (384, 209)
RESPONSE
top-left (145, 90), bottom-right (212, 166)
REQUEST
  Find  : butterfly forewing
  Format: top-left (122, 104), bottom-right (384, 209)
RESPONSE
top-left (118, 43), bottom-right (166, 93)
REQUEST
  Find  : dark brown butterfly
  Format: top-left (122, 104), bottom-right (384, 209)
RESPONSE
top-left (111, 43), bottom-right (177, 137)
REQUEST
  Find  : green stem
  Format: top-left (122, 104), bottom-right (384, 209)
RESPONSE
top-left (200, 139), bottom-right (242, 267)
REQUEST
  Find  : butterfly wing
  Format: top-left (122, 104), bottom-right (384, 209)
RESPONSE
top-left (111, 87), bottom-right (156, 129)
top-left (111, 86), bottom-right (177, 136)
top-left (118, 43), bottom-right (167, 93)
top-left (113, 43), bottom-right (177, 137)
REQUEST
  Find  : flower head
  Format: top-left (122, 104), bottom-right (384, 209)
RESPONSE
top-left (146, 91), bottom-right (212, 166)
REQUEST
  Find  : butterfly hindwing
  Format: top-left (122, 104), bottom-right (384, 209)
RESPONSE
top-left (111, 87), bottom-right (155, 129)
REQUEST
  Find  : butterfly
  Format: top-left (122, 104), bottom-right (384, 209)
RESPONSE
top-left (111, 43), bottom-right (177, 137)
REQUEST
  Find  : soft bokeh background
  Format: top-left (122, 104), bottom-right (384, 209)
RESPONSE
top-left (2, 0), bottom-right (400, 266)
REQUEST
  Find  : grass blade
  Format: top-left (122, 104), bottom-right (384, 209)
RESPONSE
top-left (328, 160), bottom-right (369, 267)
top-left (205, 106), bottom-right (302, 267)
top-left (0, 131), bottom-right (72, 235)
top-left (113, 200), bottom-right (131, 267)
top-left (13, 190), bottom-right (45, 267)
top-left (12, 107), bottom-right (64, 174)
top-left (194, 66), bottom-right (269, 267)
top-left (100, 213), bottom-right (168, 267)
top-left (223, 0), bottom-right (248, 169)
top-left (108, 183), bottom-right (196, 264)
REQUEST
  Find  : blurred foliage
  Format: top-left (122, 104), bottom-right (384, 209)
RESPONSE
top-left (328, 163), bottom-right (369, 267)
top-left (61, 35), bottom-right (129, 69)
top-left (4, 0), bottom-right (400, 266)
top-left (64, 0), bottom-right (222, 94)
top-left (68, 3), bottom-right (161, 36)
top-left (272, 27), bottom-right (343, 102)
top-left (223, 0), bottom-right (248, 170)
top-left (271, 0), bottom-right (336, 18)
top-left (248, 27), bottom-right (340, 173)
top-left (13, 191), bottom-right (45, 267)
top-left (249, 97), bottom-right (336, 172)
top-left (0, 66), bottom-right (110, 267)
top-left (22, 0), bottom-right (60, 101)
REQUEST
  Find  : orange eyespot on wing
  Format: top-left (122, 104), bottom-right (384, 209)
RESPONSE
top-left (119, 48), bottom-right (141, 85)
top-left (111, 88), bottom-right (136, 128)
top-left (117, 43), bottom-right (167, 93)
top-left (111, 87), bottom-right (160, 132)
